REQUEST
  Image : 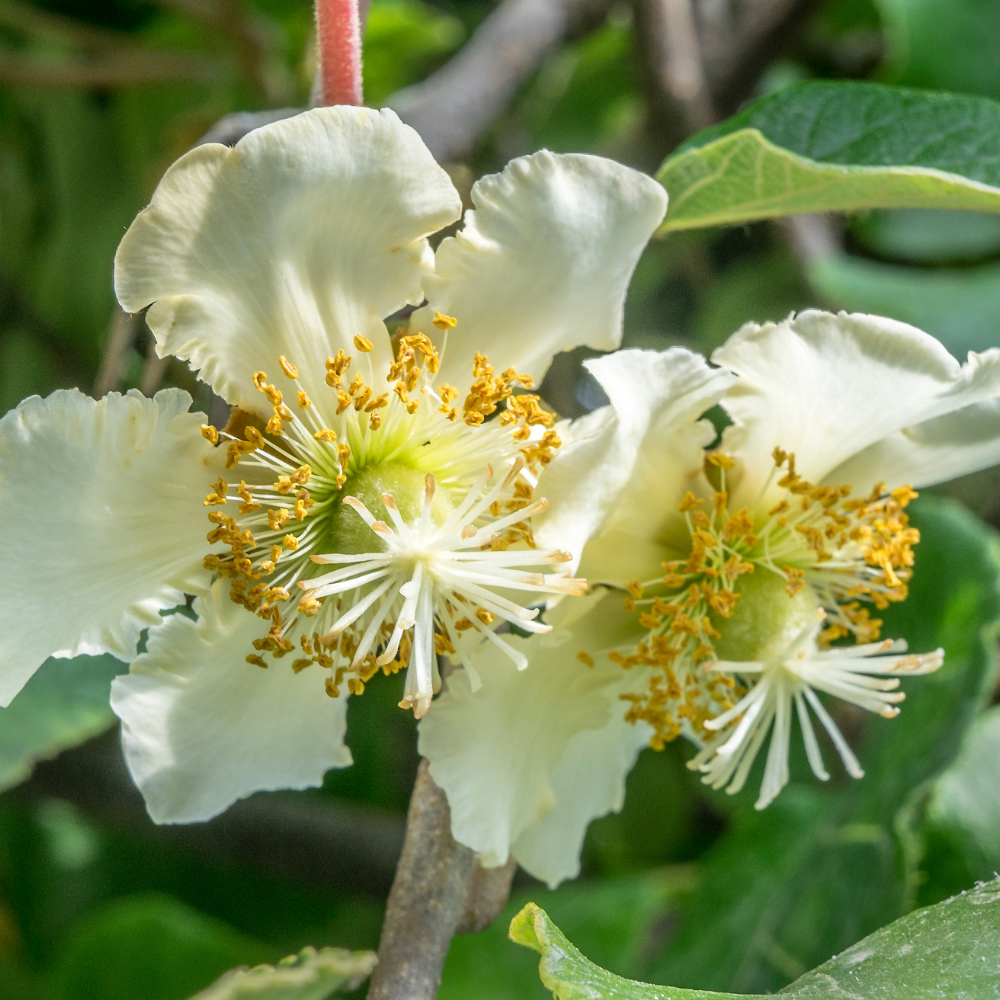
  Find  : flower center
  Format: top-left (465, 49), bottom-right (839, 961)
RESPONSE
top-left (604, 447), bottom-right (920, 749)
top-left (326, 463), bottom-right (455, 555)
top-left (196, 321), bottom-right (582, 716)
top-left (710, 573), bottom-right (819, 664)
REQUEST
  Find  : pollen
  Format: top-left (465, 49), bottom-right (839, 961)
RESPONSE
top-left (197, 339), bottom-right (570, 715)
top-left (608, 447), bottom-right (920, 750)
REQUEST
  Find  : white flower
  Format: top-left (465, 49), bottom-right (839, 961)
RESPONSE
top-left (0, 106), bottom-right (666, 823)
top-left (420, 311), bottom-right (1000, 883)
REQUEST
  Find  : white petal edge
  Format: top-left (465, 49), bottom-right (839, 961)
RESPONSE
top-left (511, 669), bottom-right (652, 887)
top-left (0, 389), bottom-right (221, 707)
top-left (111, 579), bottom-right (351, 824)
top-left (410, 151), bottom-right (667, 388)
top-left (534, 347), bottom-right (734, 582)
top-left (829, 396), bottom-right (1000, 492)
top-left (713, 311), bottom-right (1000, 505)
top-left (418, 630), bottom-right (612, 867)
top-left (115, 107), bottom-right (462, 414)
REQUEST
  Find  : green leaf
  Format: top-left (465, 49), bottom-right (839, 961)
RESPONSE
top-left (878, 0), bottom-right (1000, 102)
top-left (440, 869), bottom-right (695, 1000)
top-left (510, 901), bottom-right (740, 1000)
top-left (0, 654), bottom-right (123, 793)
top-left (807, 254), bottom-right (1000, 357)
top-left (656, 82), bottom-right (1000, 232)
top-left (49, 894), bottom-right (278, 1000)
top-left (190, 947), bottom-right (377, 1000)
top-left (511, 877), bottom-right (1000, 999)
top-left (644, 498), bottom-right (1000, 993)
top-left (926, 704), bottom-right (1000, 873)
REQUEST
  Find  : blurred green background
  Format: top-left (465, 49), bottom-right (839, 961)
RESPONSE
top-left (2, 0), bottom-right (1000, 997)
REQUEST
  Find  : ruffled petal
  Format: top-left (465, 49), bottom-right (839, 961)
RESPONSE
top-left (418, 589), bottom-right (644, 872)
top-left (714, 311), bottom-right (1000, 504)
top-left (511, 669), bottom-right (652, 887)
top-left (410, 151), bottom-right (667, 388)
top-left (0, 389), bottom-right (220, 706)
top-left (111, 580), bottom-right (351, 824)
top-left (535, 348), bottom-right (734, 582)
top-left (115, 107), bottom-right (462, 414)
top-left (828, 397), bottom-right (1000, 492)
top-left (418, 633), bottom-right (607, 867)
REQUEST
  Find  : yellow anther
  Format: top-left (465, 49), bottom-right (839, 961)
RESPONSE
top-left (246, 654), bottom-right (268, 669)
top-left (678, 492), bottom-right (704, 512)
top-left (283, 534), bottom-right (299, 550)
top-left (268, 509), bottom-right (290, 531)
top-left (278, 356), bottom-right (299, 379)
top-left (707, 451), bottom-right (734, 469)
top-left (354, 334), bottom-right (374, 352)
top-left (264, 385), bottom-right (282, 406)
top-left (245, 426), bottom-right (265, 448)
top-left (313, 428), bottom-right (337, 442)
top-left (266, 415), bottom-right (284, 436)
top-left (337, 443), bottom-right (351, 468)
top-left (577, 651), bottom-right (595, 667)
top-left (348, 373), bottom-right (365, 396)
top-left (433, 312), bottom-right (458, 329)
top-left (253, 371), bottom-right (268, 391)
top-left (369, 410), bottom-right (382, 431)
top-left (297, 390), bottom-right (311, 408)
top-left (200, 425), bottom-right (219, 445)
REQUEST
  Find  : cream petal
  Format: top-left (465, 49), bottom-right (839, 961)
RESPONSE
top-left (714, 311), bottom-right (1000, 505)
top-left (111, 580), bottom-right (351, 824)
top-left (115, 107), bottom-right (462, 414)
top-left (534, 348), bottom-right (734, 582)
top-left (510, 670), bottom-right (652, 887)
top-left (827, 397), bottom-right (1000, 492)
top-left (418, 589), bottom-right (645, 870)
top-left (0, 389), bottom-right (220, 707)
top-left (410, 151), bottom-right (667, 388)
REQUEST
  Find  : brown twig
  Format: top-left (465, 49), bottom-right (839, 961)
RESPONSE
top-left (94, 308), bottom-right (142, 397)
top-left (367, 760), bottom-right (517, 999)
top-left (367, 761), bottom-right (477, 999)
top-left (699, 0), bottom-right (824, 115)
top-left (639, 0), bottom-right (715, 136)
top-left (0, 50), bottom-right (218, 88)
top-left (388, 0), bottom-right (611, 162)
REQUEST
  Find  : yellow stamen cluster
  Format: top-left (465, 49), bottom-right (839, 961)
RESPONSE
top-left (608, 447), bottom-right (920, 749)
top-left (387, 331), bottom-right (439, 415)
top-left (196, 333), bottom-right (567, 707)
top-left (463, 353), bottom-right (534, 426)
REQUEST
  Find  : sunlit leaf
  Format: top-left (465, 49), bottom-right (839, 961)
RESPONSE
top-left (511, 877), bottom-right (1000, 998)
top-left (656, 82), bottom-right (1000, 232)
top-left (190, 946), bottom-right (377, 1000)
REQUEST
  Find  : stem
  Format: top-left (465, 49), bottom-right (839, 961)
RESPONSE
top-left (367, 760), bottom-right (515, 999)
top-left (315, 0), bottom-right (363, 106)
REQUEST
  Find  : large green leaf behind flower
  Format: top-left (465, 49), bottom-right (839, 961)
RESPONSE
top-left (655, 82), bottom-right (1000, 232)
top-left (511, 877), bottom-right (1000, 999)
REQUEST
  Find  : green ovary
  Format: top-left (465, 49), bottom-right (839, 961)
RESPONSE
top-left (325, 462), bottom-right (457, 555)
top-left (711, 572), bottom-right (820, 664)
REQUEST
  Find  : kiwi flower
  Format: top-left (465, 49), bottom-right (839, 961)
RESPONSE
top-left (420, 311), bottom-right (1000, 885)
top-left (0, 106), bottom-right (666, 823)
